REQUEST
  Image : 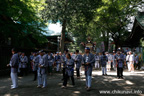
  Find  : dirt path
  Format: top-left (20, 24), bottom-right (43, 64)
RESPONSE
top-left (0, 70), bottom-right (144, 96)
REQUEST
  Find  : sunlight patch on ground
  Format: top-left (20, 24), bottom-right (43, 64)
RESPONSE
top-left (103, 76), bottom-right (114, 79)
top-left (73, 91), bottom-right (80, 94)
top-left (139, 94), bottom-right (144, 96)
top-left (134, 71), bottom-right (144, 73)
top-left (92, 76), bottom-right (95, 79)
top-left (0, 78), bottom-right (11, 82)
top-left (0, 86), bottom-right (6, 89)
top-left (4, 94), bottom-right (18, 96)
top-left (125, 80), bottom-right (134, 85)
top-left (18, 77), bottom-right (23, 79)
top-left (103, 79), bottom-right (109, 81)
top-left (79, 75), bottom-right (86, 81)
top-left (58, 83), bottom-right (62, 86)
top-left (86, 70), bottom-right (144, 76)
top-left (4, 94), bottom-right (10, 96)
top-left (111, 78), bottom-right (123, 81)
top-left (92, 71), bottom-right (117, 76)
top-left (80, 78), bottom-right (86, 81)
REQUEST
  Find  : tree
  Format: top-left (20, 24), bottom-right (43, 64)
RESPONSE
top-left (0, 0), bottom-right (48, 48)
top-left (87, 0), bottom-right (143, 51)
top-left (42, 0), bottom-right (102, 53)
top-left (42, 0), bottom-right (143, 52)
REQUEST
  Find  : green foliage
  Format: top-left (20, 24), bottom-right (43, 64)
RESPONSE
top-left (0, 0), bottom-right (47, 48)
top-left (42, 0), bottom-right (102, 37)
top-left (39, 0), bottom-right (143, 51)
top-left (86, 0), bottom-right (143, 50)
top-left (41, 0), bottom-right (102, 52)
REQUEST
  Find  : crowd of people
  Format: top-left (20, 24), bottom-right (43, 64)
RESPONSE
top-left (7, 47), bottom-right (142, 91)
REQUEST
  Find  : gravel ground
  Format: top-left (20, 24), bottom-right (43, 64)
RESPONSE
top-left (0, 70), bottom-right (144, 96)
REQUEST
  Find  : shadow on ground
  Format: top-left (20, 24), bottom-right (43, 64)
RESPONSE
top-left (0, 71), bottom-right (144, 96)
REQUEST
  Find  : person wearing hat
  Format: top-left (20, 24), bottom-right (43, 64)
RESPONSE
top-left (82, 47), bottom-right (95, 91)
top-left (7, 48), bottom-right (19, 89)
top-left (75, 50), bottom-right (82, 79)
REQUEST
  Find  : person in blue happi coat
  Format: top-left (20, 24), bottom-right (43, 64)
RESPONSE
top-left (61, 49), bottom-right (69, 80)
top-left (7, 48), bottom-right (19, 89)
top-left (82, 47), bottom-right (95, 91)
top-left (75, 50), bottom-right (82, 79)
top-left (37, 51), bottom-right (42, 87)
top-left (19, 52), bottom-right (28, 76)
top-left (100, 52), bottom-right (108, 75)
top-left (55, 52), bottom-right (61, 72)
top-left (115, 51), bottom-right (124, 79)
top-left (94, 53), bottom-right (100, 69)
top-left (37, 50), bottom-right (48, 88)
top-left (17, 52), bottom-right (22, 75)
top-left (29, 52), bottom-right (34, 72)
top-left (47, 52), bottom-right (54, 75)
top-left (61, 53), bottom-right (75, 88)
top-left (32, 52), bottom-right (39, 81)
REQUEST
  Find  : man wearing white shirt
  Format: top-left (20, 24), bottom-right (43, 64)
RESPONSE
top-left (129, 51), bottom-right (134, 72)
top-left (106, 52), bottom-right (111, 71)
top-left (126, 52), bottom-right (130, 71)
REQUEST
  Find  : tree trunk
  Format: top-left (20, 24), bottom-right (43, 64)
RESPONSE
top-left (60, 19), bottom-right (66, 54)
top-left (115, 41), bottom-right (118, 52)
top-left (114, 38), bottom-right (120, 52)
top-left (102, 31), bottom-right (107, 52)
top-left (106, 31), bottom-right (109, 51)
